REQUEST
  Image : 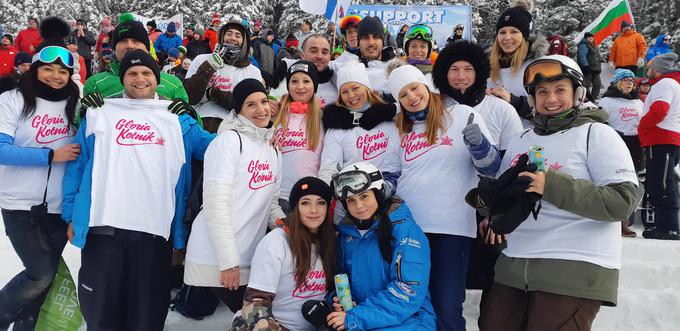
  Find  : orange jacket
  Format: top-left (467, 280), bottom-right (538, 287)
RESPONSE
top-left (609, 30), bottom-right (647, 67)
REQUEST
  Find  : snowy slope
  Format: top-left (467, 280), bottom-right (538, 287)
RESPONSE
top-left (1, 220), bottom-right (679, 330)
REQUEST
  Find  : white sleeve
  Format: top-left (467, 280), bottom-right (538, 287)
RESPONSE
top-left (497, 101), bottom-right (524, 151)
top-left (202, 131), bottom-right (242, 270)
top-left (318, 130), bottom-right (343, 184)
top-left (247, 232), bottom-right (285, 293)
top-left (586, 124), bottom-right (638, 186)
top-left (269, 151), bottom-right (286, 228)
top-left (0, 91), bottom-right (21, 137)
top-left (185, 54), bottom-right (207, 80)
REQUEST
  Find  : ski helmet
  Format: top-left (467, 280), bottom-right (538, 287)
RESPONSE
top-left (331, 161), bottom-right (385, 201)
top-left (523, 55), bottom-right (586, 108)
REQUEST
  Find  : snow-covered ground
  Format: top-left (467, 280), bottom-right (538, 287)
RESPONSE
top-left (1, 219), bottom-right (679, 330)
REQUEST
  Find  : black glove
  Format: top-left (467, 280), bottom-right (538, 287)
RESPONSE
top-left (489, 191), bottom-right (542, 235)
top-left (168, 99), bottom-right (199, 122)
top-left (359, 103), bottom-right (397, 130)
top-left (322, 104), bottom-right (355, 130)
top-left (476, 154), bottom-right (537, 208)
top-left (81, 92), bottom-right (104, 109)
top-left (301, 300), bottom-right (331, 328)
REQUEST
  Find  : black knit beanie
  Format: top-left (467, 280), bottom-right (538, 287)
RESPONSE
top-left (233, 78), bottom-right (267, 113)
top-left (111, 13), bottom-right (151, 52)
top-left (358, 16), bottom-right (385, 41)
top-left (496, 0), bottom-right (533, 40)
top-left (433, 41), bottom-right (489, 98)
top-left (286, 60), bottom-right (319, 93)
top-left (288, 176), bottom-right (333, 210)
top-left (118, 49), bottom-right (160, 85)
top-left (32, 17), bottom-right (73, 75)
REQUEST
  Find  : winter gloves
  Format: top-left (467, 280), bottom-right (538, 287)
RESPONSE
top-left (81, 92), bottom-right (105, 109)
top-left (466, 154), bottom-right (542, 235)
top-left (462, 113), bottom-right (483, 145)
top-left (608, 62), bottom-right (616, 71)
top-left (168, 98), bottom-right (202, 126)
top-left (321, 103), bottom-right (397, 131)
top-left (637, 57), bottom-right (645, 68)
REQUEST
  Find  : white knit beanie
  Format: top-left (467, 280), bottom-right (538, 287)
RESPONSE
top-left (387, 64), bottom-right (428, 101)
top-left (335, 61), bottom-right (371, 91)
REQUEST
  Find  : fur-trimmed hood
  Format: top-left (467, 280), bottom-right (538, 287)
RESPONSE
top-left (432, 40), bottom-right (489, 106)
top-left (526, 34), bottom-right (549, 61)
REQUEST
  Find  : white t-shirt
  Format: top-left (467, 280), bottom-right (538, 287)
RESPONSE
top-left (276, 113), bottom-right (324, 201)
top-left (245, 228), bottom-right (326, 331)
top-left (642, 77), bottom-right (680, 134)
top-left (86, 99), bottom-right (185, 238)
top-left (0, 90), bottom-right (74, 213)
top-left (499, 123), bottom-right (638, 269)
top-left (599, 97), bottom-right (643, 136)
top-left (488, 64), bottom-right (533, 128)
top-left (320, 121), bottom-right (402, 182)
top-left (186, 54), bottom-right (263, 119)
top-left (186, 129), bottom-right (281, 268)
top-left (474, 95), bottom-right (524, 151)
top-left (396, 105), bottom-right (495, 237)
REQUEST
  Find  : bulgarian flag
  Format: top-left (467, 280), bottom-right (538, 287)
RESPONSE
top-left (575, 0), bottom-right (634, 46)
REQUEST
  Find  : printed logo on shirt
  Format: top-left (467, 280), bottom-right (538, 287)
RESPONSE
top-left (31, 114), bottom-right (72, 144)
top-left (619, 107), bottom-right (639, 121)
top-left (292, 269), bottom-right (327, 298)
top-left (275, 128), bottom-right (309, 153)
top-left (510, 152), bottom-right (564, 172)
top-left (114, 119), bottom-right (165, 146)
top-left (356, 130), bottom-right (389, 160)
top-left (396, 281), bottom-right (416, 296)
top-left (248, 160), bottom-right (276, 190)
top-left (209, 75), bottom-right (233, 91)
top-left (401, 131), bottom-right (453, 162)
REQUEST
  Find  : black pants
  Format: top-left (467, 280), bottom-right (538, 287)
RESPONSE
top-left (583, 70), bottom-right (602, 100)
top-left (79, 228), bottom-right (172, 331)
top-left (211, 286), bottom-right (246, 313)
top-left (618, 132), bottom-right (645, 172)
top-left (644, 145), bottom-right (680, 232)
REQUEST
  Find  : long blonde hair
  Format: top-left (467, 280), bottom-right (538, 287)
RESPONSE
top-left (274, 94), bottom-right (323, 150)
top-left (396, 90), bottom-right (449, 145)
top-left (490, 38), bottom-right (529, 84)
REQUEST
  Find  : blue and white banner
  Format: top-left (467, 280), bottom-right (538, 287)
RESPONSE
top-left (347, 5), bottom-right (472, 49)
top-left (299, 0), bottom-right (353, 22)
top-left (132, 13), bottom-right (184, 37)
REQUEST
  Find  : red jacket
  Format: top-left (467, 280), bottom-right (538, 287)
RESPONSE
top-left (14, 28), bottom-right (42, 55)
top-left (204, 28), bottom-right (219, 51)
top-left (638, 72), bottom-right (680, 147)
top-left (0, 46), bottom-right (17, 77)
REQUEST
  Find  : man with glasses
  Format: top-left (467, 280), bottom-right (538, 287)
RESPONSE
top-left (70, 19), bottom-right (96, 78)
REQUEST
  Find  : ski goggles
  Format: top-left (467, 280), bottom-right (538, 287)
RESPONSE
top-left (523, 59), bottom-right (581, 88)
top-left (332, 169), bottom-right (383, 200)
top-left (340, 15), bottom-right (362, 33)
top-left (31, 46), bottom-right (74, 69)
top-left (405, 24), bottom-right (433, 41)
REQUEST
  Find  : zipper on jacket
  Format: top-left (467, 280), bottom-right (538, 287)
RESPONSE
top-left (395, 253), bottom-right (403, 282)
top-left (523, 259), bottom-right (529, 293)
top-left (663, 153), bottom-right (670, 191)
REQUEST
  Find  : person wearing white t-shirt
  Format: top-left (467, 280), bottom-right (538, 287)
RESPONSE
top-left (319, 61), bottom-right (400, 221)
top-left (476, 55), bottom-right (639, 330)
top-left (387, 63), bottom-right (501, 331)
top-left (61, 50), bottom-right (215, 330)
top-left (0, 41), bottom-right (80, 330)
top-left (487, 1), bottom-right (548, 128)
top-left (273, 61), bottom-right (324, 212)
top-left (231, 177), bottom-right (337, 331)
top-left (184, 21), bottom-right (262, 133)
top-left (184, 78), bottom-right (286, 313)
top-left (434, 40), bottom-right (523, 156)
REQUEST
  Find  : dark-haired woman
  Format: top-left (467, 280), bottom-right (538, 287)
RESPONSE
top-left (231, 176), bottom-right (337, 331)
top-left (326, 162), bottom-right (435, 331)
top-left (0, 41), bottom-right (80, 329)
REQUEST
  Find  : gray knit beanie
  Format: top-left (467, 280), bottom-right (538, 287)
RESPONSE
top-left (651, 52), bottom-right (680, 74)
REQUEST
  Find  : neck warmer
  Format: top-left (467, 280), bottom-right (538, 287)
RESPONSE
top-left (289, 101), bottom-right (309, 114)
top-left (405, 108), bottom-right (428, 122)
top-left (35, 80), bottom-right (71, 101)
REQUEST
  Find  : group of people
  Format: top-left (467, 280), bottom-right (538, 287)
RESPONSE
top-left (0, 0), bottom-right (679, 330)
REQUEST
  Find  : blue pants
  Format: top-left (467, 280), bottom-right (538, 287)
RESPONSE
top-left (0, 209), bottom-right (67, 330)
top-left (426, 233), bottom-right (471, 331)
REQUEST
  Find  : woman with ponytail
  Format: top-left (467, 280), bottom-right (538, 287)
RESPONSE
top-left (0, 17), bottom-right (80, 330)
top-left (326, 161), bottom-right (435, 331)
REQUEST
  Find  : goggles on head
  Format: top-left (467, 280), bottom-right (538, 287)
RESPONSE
top-left (332, 169), bottom-right (382, 200)
top-left (32, 46), bottom-right (74, 69)
top-left (406, 24), bottom-right (433, 42)
top-left (523, 59), bottom-right (581, 89)
top-left (340, 15), bottom-right (362, 33)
